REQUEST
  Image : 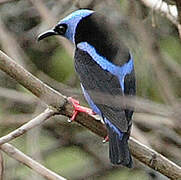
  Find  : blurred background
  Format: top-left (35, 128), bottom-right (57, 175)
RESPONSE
top-left (0, 0), bottom-right (181, 179)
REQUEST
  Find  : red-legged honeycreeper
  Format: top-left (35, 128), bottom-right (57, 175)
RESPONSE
top-left (38, 9), bottom-right (136, 168)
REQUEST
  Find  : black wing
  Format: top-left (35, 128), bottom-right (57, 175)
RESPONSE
top-left (124, 70), bottom-right (136, 122)
top-left (74, 48), bottom-right (134, 132)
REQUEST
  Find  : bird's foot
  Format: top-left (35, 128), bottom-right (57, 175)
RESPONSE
top-left (68, 97), bottom-right (96, 122)
top-left (102, 135), bottom-right (109, 143)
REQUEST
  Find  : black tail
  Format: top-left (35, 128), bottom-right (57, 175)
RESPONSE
top-left (108, 127), bottom-right (133, 168)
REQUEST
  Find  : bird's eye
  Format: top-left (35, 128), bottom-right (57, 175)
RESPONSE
top-left (54, 24), bottom-right (67, 35)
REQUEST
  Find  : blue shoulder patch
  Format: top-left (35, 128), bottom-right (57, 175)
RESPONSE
top-left (77, 42), bottom-right (134, 91)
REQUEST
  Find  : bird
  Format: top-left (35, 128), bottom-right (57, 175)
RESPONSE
top-left (38, 9), bottom-right (136, 168)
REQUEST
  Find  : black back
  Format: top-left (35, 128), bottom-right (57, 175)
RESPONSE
top-left (75, 13), bottom-right (130, 66)
top-left (74, 48), bottom-right (135, 132)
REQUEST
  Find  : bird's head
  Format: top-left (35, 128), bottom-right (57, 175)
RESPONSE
top-left (37, 9), bottom-right (94, 43)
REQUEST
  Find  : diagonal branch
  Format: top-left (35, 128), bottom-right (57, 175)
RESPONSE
top-left (0, 143), bottom-right (66, 180)
top-left (129, 137), bottom-right (181, 179)
top-left (0, 50), bottom-right (181, 179)
top-left (0, 50), bottom-right (106, 137)
top-left (0, 50), bottom-right (67, 110)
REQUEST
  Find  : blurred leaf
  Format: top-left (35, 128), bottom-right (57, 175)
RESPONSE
top-left (160, 36), bottom-right (181, 64)
top-left (45, 146), bottom-right (93, 178)
top-left (49, 47), bottom-right (74, 83)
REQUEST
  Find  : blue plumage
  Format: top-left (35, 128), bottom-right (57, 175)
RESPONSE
top-left (57, 10), bottom-right (93, 43)
top-left (77, 42), bottom-right (134, 91)
top-left (38, 9), bottom-right (136, 168)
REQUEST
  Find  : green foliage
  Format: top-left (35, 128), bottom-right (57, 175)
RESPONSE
top-left (45, 146), bottom-right (91, 177)
top-left (48, 47), bottom-right (74, 83)
top-left (160, 36), bottom-right (181, 64)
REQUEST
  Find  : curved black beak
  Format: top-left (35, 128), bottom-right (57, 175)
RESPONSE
top-left (37, 29), bottom-right (58, 41)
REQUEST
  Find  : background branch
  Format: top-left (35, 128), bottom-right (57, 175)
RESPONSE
top-left (140, 0), bottom-right (178, 24)
top-left (0, 108), bottom-right (55, 145)
top-left (139, 0), bottom-right (181, 39)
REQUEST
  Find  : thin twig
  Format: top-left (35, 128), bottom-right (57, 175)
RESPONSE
top-left (134, 113), bottom-right (176, 128)
top-left (0, 108), bottom-right (55, 145)
top-left (0, 143), bottom-right (66, 180)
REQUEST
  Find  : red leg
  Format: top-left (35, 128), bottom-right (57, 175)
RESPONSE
top-left (68, 97), bottom-right (96, 122)
top-left (102, 135), bottom-right (109, 143)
